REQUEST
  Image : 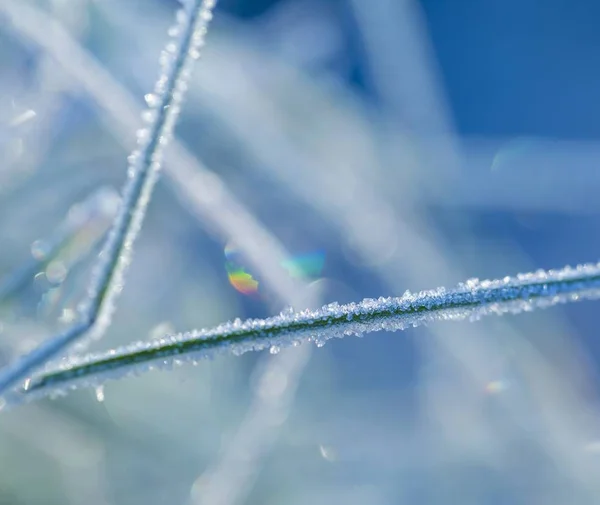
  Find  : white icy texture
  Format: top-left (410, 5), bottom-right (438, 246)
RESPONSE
top-left (0, 0), bottom-right (217, 396)
top-left (6, 260), bottom-right (600, 406)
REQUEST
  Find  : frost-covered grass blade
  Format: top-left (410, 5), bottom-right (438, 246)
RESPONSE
top-left (12, 260), bottom-right (600, 403)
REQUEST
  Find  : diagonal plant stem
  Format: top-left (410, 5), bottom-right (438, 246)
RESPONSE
top-left (0, 0), bottom-right (218, 395)
top-left (12, 261), bottom-right (600, 402)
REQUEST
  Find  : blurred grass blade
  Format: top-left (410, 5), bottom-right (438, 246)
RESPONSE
top-left (0, 187), bottom-right (119, 303)
top-left (10, 260), bottom-right (600, 404)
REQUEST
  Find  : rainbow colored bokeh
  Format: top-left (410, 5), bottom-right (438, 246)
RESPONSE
top-left (226, 268), bottom-right (259, 295)
top-left (224, 243), bottom-right (325, 296)
top-left (280, 251), bottom-right (326, 279)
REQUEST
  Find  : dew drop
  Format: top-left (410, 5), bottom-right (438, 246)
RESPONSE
top-left (144, 93), bottom-right (159, 107)
top-left (465, 278), bottom-right (479, 289)
top-left (31, 239), bottom-right (50, 260)
top-left (95, 385), bottom-right (105, 402)
top-left (59, 309), bottom-right (76, 324)
top-left (136, 128), bottom-right (150, 142)
top-left (46, 261), bottom-right (68, 285)
top-left (176, 9), bottom-right (187, 24)
top-left (319, 444), bottom-right (337, 462)
top-left (167, 42), bottom-right (179, 54)
top-left (269, 345), bottom-right (280, 355)
top-left (127, 150), bottom-right (140, 165)
top-left (9, 109), bottom-right (36, 127)
top-left (141, 110), bottom-right (157, 123)
top-left (149, 322), bottom-right (175, 340)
